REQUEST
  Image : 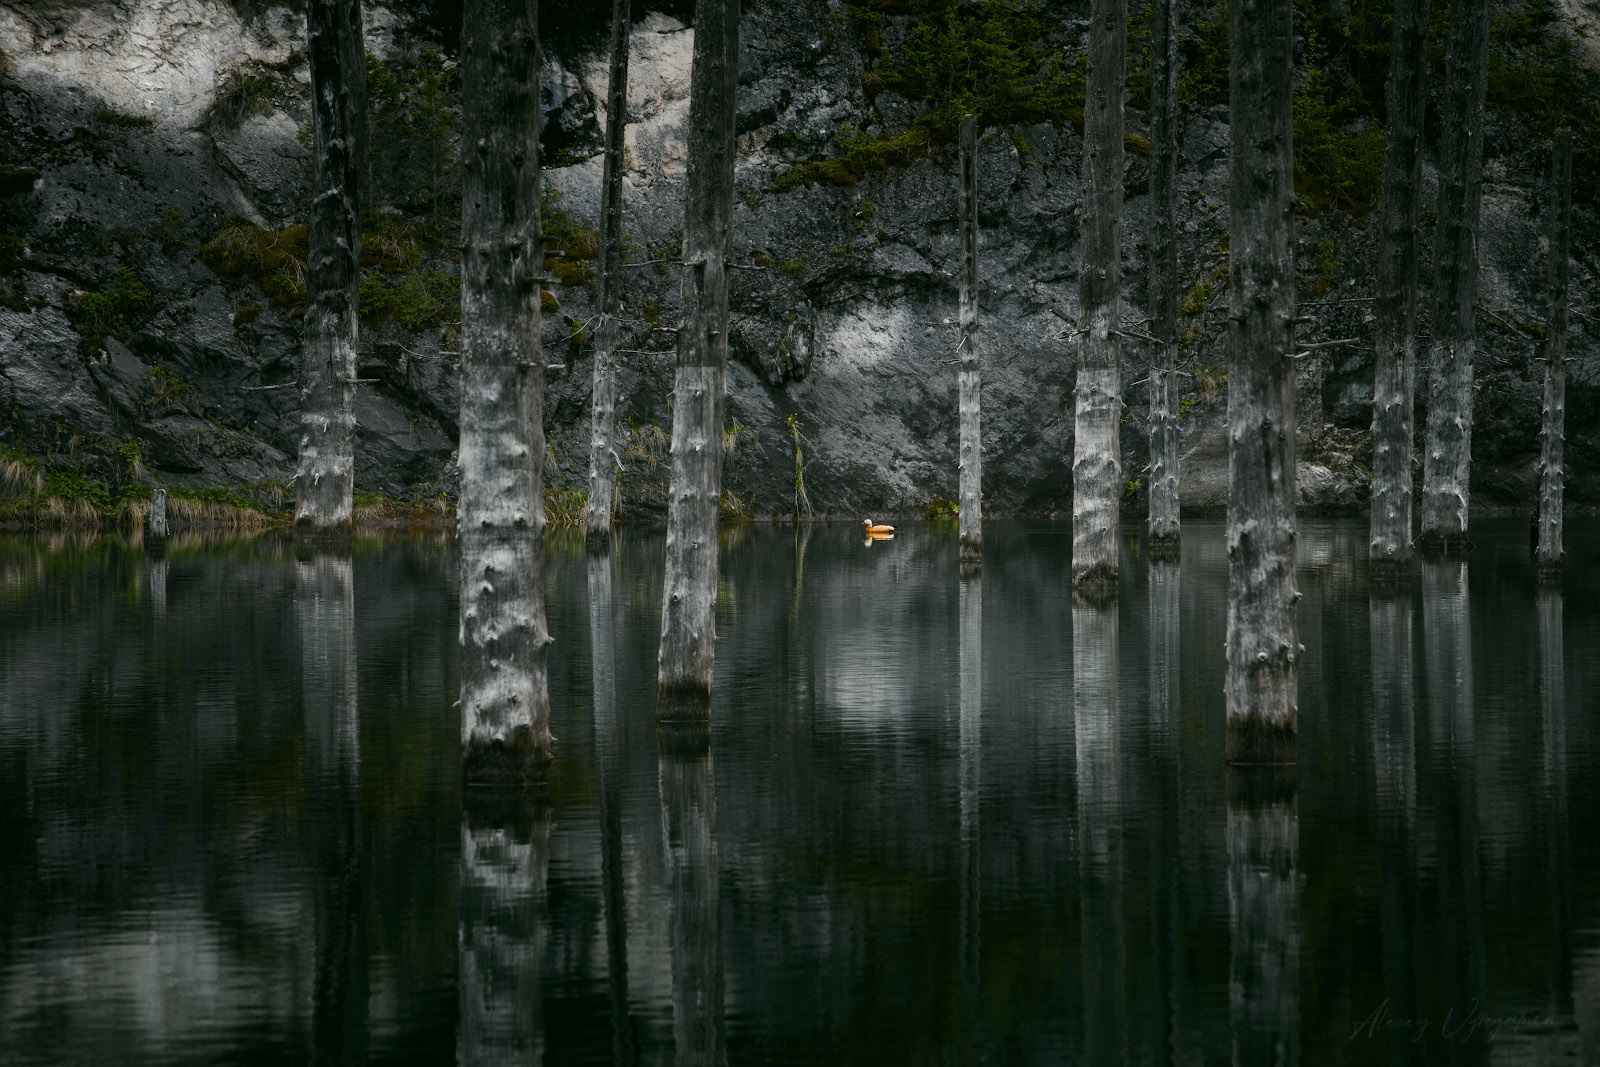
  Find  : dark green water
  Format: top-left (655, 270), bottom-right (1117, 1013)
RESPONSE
top-left (1, 518), bottom-right (1597, 1065)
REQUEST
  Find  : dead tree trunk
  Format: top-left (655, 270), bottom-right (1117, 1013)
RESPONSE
top-left (458, 0), bottom-right (554, 782)
top-left (657, 0), bottom-right (739, 720)
top-left (1420, 0), bottom-right (1491, 551)
top-left (1368, 0), bottom-right (1430, 580)
top-left (957, 113), bottom-right (983, 567)
top-left (1146, 0), bottom-right (1181, 556)
top-left (297, 0), bottom-right (365, 540)
top-left (1072, 0), bottom-right (1125, 596)
top-left (1225, 0), bottom-right (1298, 764)
top-left (1537, 131), bottom-right (1572, 580)
top-left (586, 0), bottom-right (632, 552)
top-left (146, 486), bottom-right (169, 540)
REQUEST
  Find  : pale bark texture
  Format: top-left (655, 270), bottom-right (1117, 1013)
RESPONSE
top-left (1073, 599), bottom-right (1126, 1061)
top-left (458, 0), bottom-right (554, 783)
top-left (1420, 0), bottom-right (1491, 550)
top-left (1368, 0), bottom-right (1430, 579)
top-left (299, 553), bottom-right (367, 1064)
top-left (146, 487), bottom-right (169, 539)
top-left (1226, 770), bottom-right (1300, 1065)
top-left (1146, 0), bottom-right (1181, 555)
top-left (957, 114), bottom-right (983, 566)
top-left (658, 730), bottom-right (727, 1064)
top-left (457, 799), bottom-right (552, 1066)
top-left (586, 0), bottom-right (632, 551)
top-left (297, 0), bottom-right (365, 538)
top-left (657, 0), bottom-right (739, 720)
top-left (1537, 131), bottom-right (1572, 579)
top-left (1225, 0), bottom-right (1298, 764)
top-left (1072, 0), bottom-right (1125, 595)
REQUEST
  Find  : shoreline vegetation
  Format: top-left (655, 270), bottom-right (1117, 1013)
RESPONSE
top-left (0, 447), bottom-right (594, 532)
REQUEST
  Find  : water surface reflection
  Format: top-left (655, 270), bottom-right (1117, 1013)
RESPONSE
top-left (1, 520), bottom-right (1598, 1063)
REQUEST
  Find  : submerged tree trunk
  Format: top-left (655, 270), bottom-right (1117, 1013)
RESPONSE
top-left (586, 0), bottom-right (632, 551)
top-left (458, 0), bottom-right (553, 782)
top-left (1420, 0), bottom-right (1491, 550)
top-left (1537, 131), bottom-right (1572, 580)
top-left (1225, 0), bottom-right (1298, 764)
top-left (1146, 0), bottom-right (1181, 556)
top-left (1368, 0), bottom-right (1430, 580)
top-left (146, 487), bottom-right (169, 540)
top-left (657, 0), bottom-right (739, 720)
top-left (297, 0), bottom-right (365, 539)
top-left (957, 114), bottom-right (983, 567)
top-left (1072, 0), bottom-right (1125, 596)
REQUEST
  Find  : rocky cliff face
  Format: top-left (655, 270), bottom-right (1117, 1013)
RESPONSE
top-left (1, 0), bottom-right (1596, 521)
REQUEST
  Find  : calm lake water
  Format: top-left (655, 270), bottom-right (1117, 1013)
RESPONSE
top-left (2, 518), bottom-right (1597, 1065)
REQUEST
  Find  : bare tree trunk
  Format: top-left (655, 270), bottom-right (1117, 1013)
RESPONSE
top-left (1225, 0), bottom-right (1298, 764)
top-left (1072, 0), bottom-right (1125, 596)
top-left (1368, 0), bottom-right (1430, 581)
top-left (658, 728), bottom-right (726, 1065)
top-left (587, 0), bottom-right (632, 552)
top-left (1419, 0), bottom-right (1491, 551)
top-left (1226, 770), bottom-right (1300, 1065)
top-left (458, 0), bottom-right (554, 782)
top-left (1146, 0), bottom-right (1181, 557)
top-left (458, 796), bottom-right (552, 1066)
top-left (146, 486), bottom-right (169, 540)
top-left (297, 0), bottom-right (365, 540)
top-left (657, 0), bottom-right (739, 720)
top-left (1073, 598), bottom-right (1126, 1061)
top-left (1537, 131), bottom-right (1572, 580)
top-left (957, 114), bottom-right (983, 568)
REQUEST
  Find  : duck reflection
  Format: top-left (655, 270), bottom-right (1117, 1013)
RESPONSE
top-left (457, 794), bottom-right (553, 1066)
top-left (1072, 594), bottom-right (1125, 1062)
top-left (658, 725), bottom-right (726, 1065)
top-left (296, 551), bottom-right (366, 1063)
top-left (1226, 767), bottom-right (1299, 1066)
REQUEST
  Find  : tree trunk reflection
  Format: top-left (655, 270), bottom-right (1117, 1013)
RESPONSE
top-left (658, 727), bottom-right (725, 1065)
top-left (589, 551), bottom-right (635, 1065)
top-left (1073, 597), bottom-right (1125, 1061)
top-left (297, 552), bottom-right (366, 1064)
top-left (1227, 768), bottom-right (1299, 1066)
top-left (457, 796), bottom-right (552, 1066)
top-left (958, 571), bottom-right (982, 1056)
